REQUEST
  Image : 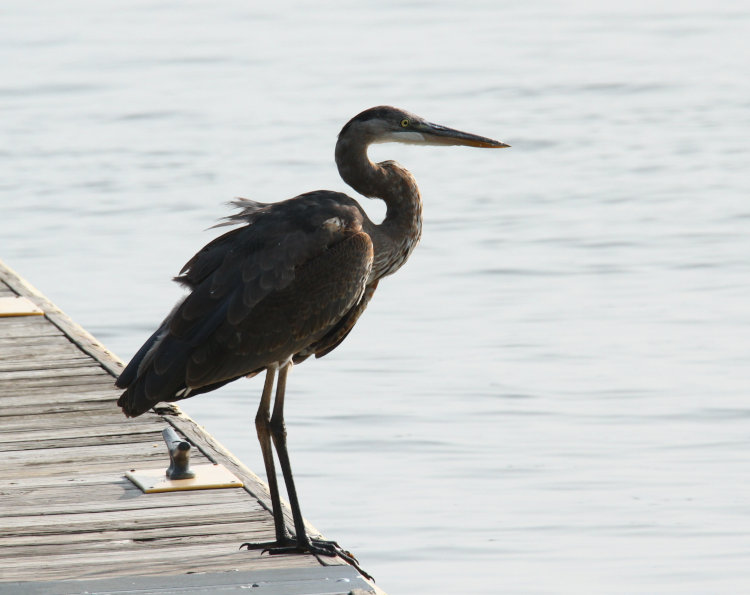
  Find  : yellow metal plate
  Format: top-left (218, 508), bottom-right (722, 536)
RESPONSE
top-left (126, 463), bottom-right (244, 493)
top-left (0, 296), bottom-right (44, 317)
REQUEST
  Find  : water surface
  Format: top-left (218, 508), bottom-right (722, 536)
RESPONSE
top-left (2, 2), bottom-right (749, 592)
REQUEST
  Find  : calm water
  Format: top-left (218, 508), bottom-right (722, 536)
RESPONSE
top-left (2, 1), bottom-right (749, 592)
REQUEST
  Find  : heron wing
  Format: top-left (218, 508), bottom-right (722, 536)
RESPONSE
top-left (117, 191), bottom-right (372, 415)
top-left (183, 229), bottom-right (373, 387)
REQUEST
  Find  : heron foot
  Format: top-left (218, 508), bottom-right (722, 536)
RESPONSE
top-left (239, 536), bottom-right (372, 581)
top-left (239, 537), bottom-right (296, 552)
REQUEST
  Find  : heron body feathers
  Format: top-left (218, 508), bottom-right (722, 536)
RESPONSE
top-left (116, 191), bottom-right (374, 416)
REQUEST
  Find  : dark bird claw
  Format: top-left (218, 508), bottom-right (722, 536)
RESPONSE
top-left (240, 536), bottom-right (371, 581)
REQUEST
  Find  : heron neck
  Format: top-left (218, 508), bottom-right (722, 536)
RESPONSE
top-left (335, 137), bottom-right (423, 279)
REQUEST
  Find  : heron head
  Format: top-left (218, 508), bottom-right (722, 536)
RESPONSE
top-left (339, 106), bottom-right (509, 149)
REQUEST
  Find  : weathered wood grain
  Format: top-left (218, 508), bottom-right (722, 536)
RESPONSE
top-left (0, 546), bottom-right (324, 583)
top-left (0, 421), bottom-right (162, 449)
top-left (0, 519), bottom-right (262, 548)
top-left (0, 390), bottom-right (125, 411)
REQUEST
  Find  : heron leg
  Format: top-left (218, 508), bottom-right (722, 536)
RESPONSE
top-left (262, 363), bottom-right (371, 579)
top-left (267, 361), bottom-right (310, 548)
top-left (239, 363), bottom-right (370, 577)
top-left (240, 366), bottom-right (292, 549)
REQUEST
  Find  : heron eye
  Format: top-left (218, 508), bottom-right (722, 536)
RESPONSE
top-left (400, 118), bottom-right (410, 128)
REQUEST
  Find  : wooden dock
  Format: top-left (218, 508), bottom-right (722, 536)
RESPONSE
top-left (0, 259), bottom-right (380, 594)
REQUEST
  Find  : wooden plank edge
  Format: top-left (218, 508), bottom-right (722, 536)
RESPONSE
top-left (0, 258), bottom-right (123, 378)
top-left (0, 565), bottom-right (381, 595)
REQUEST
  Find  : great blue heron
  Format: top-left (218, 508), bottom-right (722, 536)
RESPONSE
top-left (116, 106), bottom-right (508, 571)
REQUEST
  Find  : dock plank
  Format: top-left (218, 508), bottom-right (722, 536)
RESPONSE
top-left (0, 421), bottom-right (163, 450)
top-left (0, 546), bottom-right (322, 583)
top-left (0, 519), bottom-right (262, 548)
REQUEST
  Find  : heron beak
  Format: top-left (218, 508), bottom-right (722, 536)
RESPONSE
top-left (417, 121), bottom-right (510, 148)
